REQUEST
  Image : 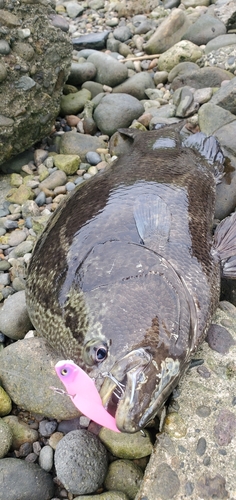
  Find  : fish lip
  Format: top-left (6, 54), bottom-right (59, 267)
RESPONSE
top-left (100, 348), bottom-right (153, 432)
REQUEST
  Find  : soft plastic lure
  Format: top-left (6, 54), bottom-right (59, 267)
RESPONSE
top-left (55, 360), bottom-right (120, 433)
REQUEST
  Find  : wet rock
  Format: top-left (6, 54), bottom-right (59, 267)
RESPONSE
top-left (158, 40), bottom-right (203, 72)
top-left (60, 88), bottom-right (91, 116)
top-left (93, 93), bottom-right (144, 135)
top-left (182, 14), bottom-right (226, 46)
top-left (144, 9), bottom-right (191, 54)
top-left (59, 132), bottom-right (106, 161)
top-left (0, 338), bottom-right (80, 419)
top-left (54, 430), bottom-right (108, 495)
top-left (0, 290), bottom-right (32, 340)
top-left (87, 51), bottom-right (128, 87)
top-left (0, 458), bottom-right (55, 500)
top-left (2, 415), bottom-right (38, 449)
top-left (99, 428), bottom-right (153, 459)
top-left (113, 72), bottom-right (155, 100)
top-left (104, 460), bottom-right (143, 500)
top-left (0, 419), bottom-right (12, 458)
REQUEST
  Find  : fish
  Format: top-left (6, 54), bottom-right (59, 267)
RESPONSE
top-left (26, 122), bottom-right (236, 433)
top-left (55, 360), bottom-right (120, 432)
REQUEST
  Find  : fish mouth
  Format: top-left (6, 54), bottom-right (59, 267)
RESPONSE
top-left (100, 348), bottom-right (181, 433)
top-left (100, 348), bottom-right (153, 433)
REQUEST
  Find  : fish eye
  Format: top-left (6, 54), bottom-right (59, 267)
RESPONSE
top-left (83, 339), bottom-right (108, 366)
top-left (61, 368), bottom-right (68, 376)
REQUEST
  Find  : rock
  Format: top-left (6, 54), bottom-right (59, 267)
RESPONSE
top-left (8, 240), bottom-right (34, 259)
top-left (53, 154), bottom-right (81, 174)
top-left (74, 493), bottom-right (129, 500)
top-left (198, 102), bottom-right (236, 135)
top-left (168, 61), bottom-right (199, 83)
top-left (104, 460), bottom-right (143, 499)
top-left (0, 338), bottom-right (80, 420)
top-left (39, 445), bottom-right (54, 472)
top-left (93, 93), bottom-right (144, 135)
top-left (113, 26), bottom-right (133, 42)
top-left (137, 302), bottom-right (236, 499)
top-left (215, 0), bottom-right (236, 30)
top-left (214, 120), bottom-right (236, 156)
top-left (67, 62), bottom-right (97, 86)
top-left (66, 1), bottom-right (84, 18)
top-left (39, 170), bottom-right (67, 190)
top-left (182, 14), bottom-right (226, 46)
top-left (0, 458), bottom-right (55, 500)
top-left (215, 150), bottom-right (236, 220)
top-left (21, 200), bottom-right (41, 218)
top-left (0, 1), bottom-right (71, 167)
top-left (113, 72), bottom-right (155, 100)
top-left (171, 67), bottom-right (233, 90)
top-left (72, 31), bottom-right (110, 51)
top-left (54, 430), bottom-right (108, 495)
top-left (0, 419), bottom-right (12, 458)
top-left (144, 9), bottom-right (191, 54)
top-left (5, 185), bottom-right (34, 204)
top-left (82, 81), bottom-right (104, 98)
top-left (205, 34), bottom-right (236, 54)
top-left (0, 290), bottom-right (32, 340)
top-left (210, 76), bottom-right (236, 115)
top-left (181, 0), bottom-right (210, 6)
top-left (60, 132), bottom-right (107, 161)
top-left (158, 40), bottom-right (203, 72)
top-left (99, 428), bottom-right (153, 459)
top-left (87, 51), bottom-right (128, 87)
top-left (8, 229), bottom-right (27, 247)
top-left (2, 415), bottom-right (38, 449)
top-left (60, 88), bottom-right (91, 116)
top-left (85, 152), bottom-right (101, 165)
top-left (0, 386), bottom-right (12, 417)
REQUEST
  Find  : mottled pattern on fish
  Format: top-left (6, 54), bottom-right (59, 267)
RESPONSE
top-left (26, 123), bottom-right (226, 432)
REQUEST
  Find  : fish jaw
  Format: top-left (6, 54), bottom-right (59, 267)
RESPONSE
top-left (100, 348), bottom-right (183, 433)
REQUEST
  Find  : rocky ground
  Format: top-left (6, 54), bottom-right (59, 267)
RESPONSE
top-left (0, 0), bottom-right (236, 499)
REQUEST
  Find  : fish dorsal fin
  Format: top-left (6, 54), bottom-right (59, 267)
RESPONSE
top-left (133, 194), bottom-right (171, 248)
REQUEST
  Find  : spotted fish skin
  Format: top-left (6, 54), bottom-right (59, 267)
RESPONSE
top-left (26, 123), bottom-right (229, 432)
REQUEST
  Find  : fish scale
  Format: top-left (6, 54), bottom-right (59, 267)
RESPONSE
top-left (26, 123), bottom-right (236, 433)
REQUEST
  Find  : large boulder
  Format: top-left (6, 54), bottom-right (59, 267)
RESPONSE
top-left (0, 0), bottom-right (72, 168)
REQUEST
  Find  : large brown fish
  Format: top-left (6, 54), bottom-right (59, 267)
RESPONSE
top-left (26, 123), bottom-right (236, 433)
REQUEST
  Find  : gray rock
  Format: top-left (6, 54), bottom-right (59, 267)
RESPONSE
top-left (0, 1), bottom-right (71, 167)
top-left (113, 72), bottom-right (155, 100)
top-left (8, 240), bottom-right (34, 259)
top-left (113, 26), bottom-right (133, 42)
top-left (0, 273), bottom-right (10, 286)
top-left (94, 93), bottom-right (144, 135)
top-left (39, 445), bottom-right (54, 472)
top-left (214, 120), bottom-right (236, 156)
top-left (67, 62), bottom-right (97, 86)
top-left (82, 81), bottom-right (104, 99)
top-left (0, 290), bottom-right (32, 340)
top-left (2, 415), bottom-right (38, 450)
top-left (60, 132), bottom-right (106, 161)
top-left (198, 102), bottom-right (236, 135)
top-left (210, 76), bottom-right (236, 115)
top-left (85, 152), bottom-right (102, 165)
top-left (168, 61), bottom-right (199, 83)
top-left (172, 86), bottom-right (195, 118)
top-left (60, 88), bottom-right (91, 116)
top-left (72, 31), bottom-right (110, 51)
top-left (0, 338), bottom-right (80, 419)
top-left (66, 1), bottom-right (84, 18)
top-left (182, 14), bottom-right (226, 46)
top-left (158, 40), bottom-right (203, 72)
top-left (74, 493), bottom-right (129, 500)
top-left (205, 34), bottom-right (236, 54)
top-left (39, 170), bottom-right (67, 190)
top-left (143, 9), bottom-right (191, 55)
top-left (0, 419), bottom-right (12, 458)
top-left (0, 458), bottom-right (55, 500)
top-left (54, 430), bottom-right (108, 495)
top-left (87, 51), bottom-right (128, 87)
top-left (171, 66), bottom-right (233, 90)
top-left (215, 0), bottom-right (236, 30)
top-left (104, 460), bottom-right (143, 499)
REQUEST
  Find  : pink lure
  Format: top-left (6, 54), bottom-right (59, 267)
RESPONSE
top-left (55, 360), bottom-right (120, 433)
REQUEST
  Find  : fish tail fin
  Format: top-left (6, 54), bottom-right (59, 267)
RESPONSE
top-left (213, 212), bottom-right (236, 278)
top-left (182, 132), bottom-right (224, 183)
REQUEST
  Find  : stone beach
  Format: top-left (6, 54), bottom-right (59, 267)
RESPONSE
top-left (0, 0), bottom-right (236, 499)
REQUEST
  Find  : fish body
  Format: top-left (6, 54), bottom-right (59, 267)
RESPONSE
top-left (55, 360), bottom-right (120, 432)
top-left (26, 123), bottom-right (236, 432)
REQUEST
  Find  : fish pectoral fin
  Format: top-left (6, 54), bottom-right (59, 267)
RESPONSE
top-left (213, 211), bottom-right (236, 279)
top-left (133, 194), bottom-right (171, 247)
